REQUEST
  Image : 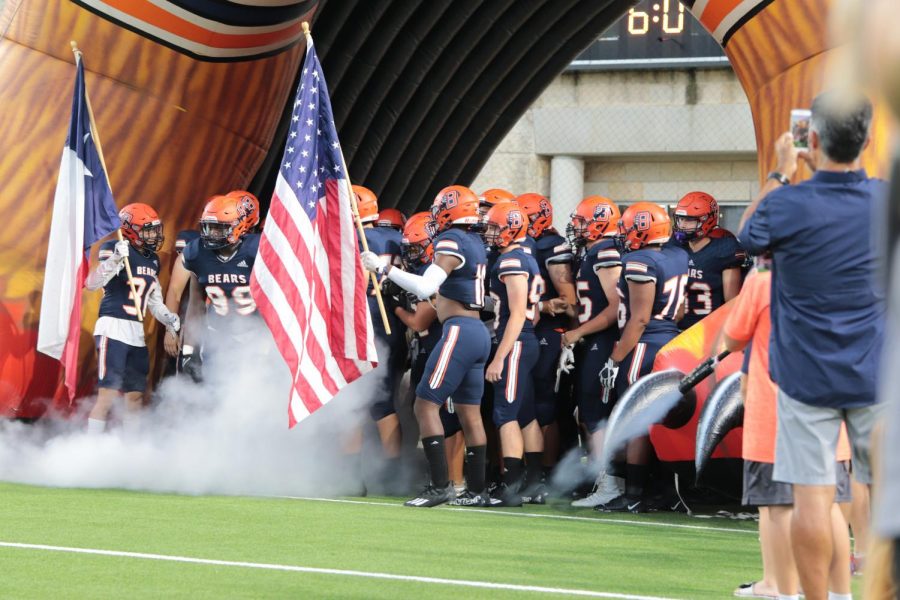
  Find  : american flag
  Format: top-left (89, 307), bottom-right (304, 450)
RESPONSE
top-left (250, 35), bottom-right (377, 427)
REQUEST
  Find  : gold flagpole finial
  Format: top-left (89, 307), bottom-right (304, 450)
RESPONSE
top-left (302, 22), bottom-right (310, 35)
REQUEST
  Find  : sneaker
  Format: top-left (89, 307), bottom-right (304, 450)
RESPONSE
top-left (520, 483), bottom-right (549, 505)
top-left (489, 483), bottom-right (523, 507)
top-left (596, 494), bottom-right (645, 513)
top-left (404, 483), bottom-right (455, 508)
top-left (447, 489), bottom-right (488, 507)
top-left (570, 472), bottom-right (624, 508)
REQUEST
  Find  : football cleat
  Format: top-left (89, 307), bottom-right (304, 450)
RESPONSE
top-left (595, 494), bottom-right (646, 514)
top-left (489, 482), bottom-right (523, 508)
top-left (519, 483), bottom-right (549, 505)
top-left (570, 472), bottom-right (624, 508)
top-left (447, 489), bottom-right (489, 507)
top-left (404, 483), bottom-right (455, 508)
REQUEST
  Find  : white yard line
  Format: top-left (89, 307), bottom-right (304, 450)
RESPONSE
top-left (0, 541), bottom-right (680, 600)
top-left (281, 496), bottom-right (756, 535)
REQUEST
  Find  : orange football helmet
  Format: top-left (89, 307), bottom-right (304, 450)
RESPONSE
top-left (617, 202), bottom-right (672, 251)
top-left (119, 203), bottom-right (164, 252)
top-left (199, 195), bottom-right (255, 250)
top-left (377, 208), bottom-right (407, 230)
top-left (353, 185), bottom-right (379, 223)
top-left (515, 193), bottom-right (553, 238)
top-left (226, 190), bottom-right (260, 229)
top-left (674, 191), bottom-right (719, 242)
top-left (431, 185), bottom-right (481, 231)
top-left (401, 211), bottom-right (437, 266)
top-left (569, 196), bottom-right (620, 245)
top-left (478, 188), bottom-right (515, 216)
top-left (484, 202), bottom-right (529, 249)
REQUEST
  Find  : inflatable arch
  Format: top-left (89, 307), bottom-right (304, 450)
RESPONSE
top-left (0, 0), bottom-right (891, 420)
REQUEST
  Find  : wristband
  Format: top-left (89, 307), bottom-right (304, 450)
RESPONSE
top-left (767, 171), bottom-right (790, 186)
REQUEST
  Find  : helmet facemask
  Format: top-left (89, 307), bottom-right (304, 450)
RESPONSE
top-left (138, 223), bottom-right (164, 253)
top-left (674, 214), bottom-right (705, 243)
top-left (200, 220), bottom-right (236, 250)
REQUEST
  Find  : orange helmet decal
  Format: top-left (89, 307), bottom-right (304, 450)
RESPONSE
top-left (401, 211), bottom-right (437, 266)
top-left (515, 193), bottom-right (553, 238)
top-left (226, 190), bottom-right (260, 229)
top-left (353, 185), bottom-right (379, 223)
top-left (484, 202), bottom-right (529, 249)
top-left (617, 201), bottom-right (672, 251)
top-left (673, 191), bottom-right (719, 241)
top-left (569, 196), bottom-right (621, 244)
top-left (119, 202), bottom-right (164, 252)
top-left (431, 185), bottom-right (480, 231)
top-left (376, 207), bottom-right (407, 230)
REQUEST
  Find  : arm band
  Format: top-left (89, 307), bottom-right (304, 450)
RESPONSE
top-left (386, 263), bottom-right (447, 300)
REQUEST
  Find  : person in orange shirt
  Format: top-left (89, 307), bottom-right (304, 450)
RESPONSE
top-left (723, 258), bottom-right (852, 600)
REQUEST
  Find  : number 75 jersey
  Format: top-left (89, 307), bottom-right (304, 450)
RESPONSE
top-left (181, 234), bottom-right (259, 324)
top-left (617, 244), bottom-right (690, 344)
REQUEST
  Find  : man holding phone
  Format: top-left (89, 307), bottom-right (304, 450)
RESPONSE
top-left (738, 91), bottom-right (886, 600)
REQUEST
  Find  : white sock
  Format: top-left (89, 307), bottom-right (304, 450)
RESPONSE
top-left (828, 592), bottom-right (852, 600)
top-left (87, 418), bottom-right (106, 434)
top-left (778, 595), bottom-right (800, 600)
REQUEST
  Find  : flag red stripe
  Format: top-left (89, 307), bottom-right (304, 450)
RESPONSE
top-left (60, 258), bottom-right (88, 401)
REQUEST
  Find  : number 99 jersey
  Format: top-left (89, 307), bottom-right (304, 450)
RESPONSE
top-left (433, 228), bottom-right (487, 310)
top-left (181, 234), bottom-right (260, 326)
top-left (617, 244), bottom-right (690, 344)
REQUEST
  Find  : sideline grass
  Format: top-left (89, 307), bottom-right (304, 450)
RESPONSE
top-left (0, 482), bottom-right (765, 598)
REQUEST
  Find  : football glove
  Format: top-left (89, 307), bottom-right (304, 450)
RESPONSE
top-left (179, 348), bottom-right (203, 384)
top-left (360, 251), bottom-right (387, 275)
top-left (598, 358), bottom-right (620, 390)
top-left (113, 240), bottom-right (130, 262)
top-left (555, 344), bottom-right (576, 392)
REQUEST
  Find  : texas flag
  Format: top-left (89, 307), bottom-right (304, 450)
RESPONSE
top-left (37, 53), bottom-right (120, 400)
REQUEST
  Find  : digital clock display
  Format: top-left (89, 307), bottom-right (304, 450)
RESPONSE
top-left (568, 1), bottom-right (727, 71)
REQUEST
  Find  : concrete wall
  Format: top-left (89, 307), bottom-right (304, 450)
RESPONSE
top-left (471, 68), bottom-right (758, 230)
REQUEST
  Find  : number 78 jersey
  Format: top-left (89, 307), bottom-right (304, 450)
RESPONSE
top-left (617, 244), bottom-right (690, 343)
top-left (182, 234), bottom-right (259, 324)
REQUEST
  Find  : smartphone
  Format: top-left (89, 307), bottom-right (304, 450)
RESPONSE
top-left (791, 109), bottom-right (811, 149)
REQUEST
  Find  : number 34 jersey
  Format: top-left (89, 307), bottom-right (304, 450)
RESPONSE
top-left (94, 240), bottom-right (162, 347)
top-left (182, 234), bottom-right (260, 327)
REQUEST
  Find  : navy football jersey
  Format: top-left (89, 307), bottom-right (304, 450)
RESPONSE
top-left (489, 247), bottom-right (541, 338)
top-left (361, 226), bottom-right (402, 295)
top-left (575, 238), bottom-right (621, 326)
top-left (675, 233), bottom-right (746, 330)
top-left (175, 230), bottom-right (200, 255)
top-left (97, 241), bottom-right (161, 321)
top-left (433, 227), bottom-right (487, 310)
top-left (182, 234), bottom-right (259, 326)
top-left (618, 244), bottom-right (690, 343)
top-left (534, 229), bottom-right (575, 330)
top-left (520, 235), bottom-right (536, 256)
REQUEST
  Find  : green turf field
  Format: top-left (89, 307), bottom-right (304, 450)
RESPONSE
top-left (0, 482), bottom-right (859, 598)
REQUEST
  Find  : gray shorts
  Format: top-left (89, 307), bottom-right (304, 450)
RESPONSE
top-left (773, 388), bottom-right (882, 486)
top-left (742, 460), bottom-right (852, 506)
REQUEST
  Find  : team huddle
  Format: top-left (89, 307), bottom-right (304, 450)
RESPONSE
top-left (85, 181), bottom-right (748, 512)
top-left (358, 184), bottom-right (747, 510)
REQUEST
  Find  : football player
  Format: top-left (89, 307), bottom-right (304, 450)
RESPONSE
top-left (165, 193), bottom-right (259, 379)
top-left (514, 193), bottom-right (576, 477)
top-left (482, 202), bottom-right (544, 506)
top-left (477, 188), bottom-right (515, 218)
top-left (376, 208), bottom-right (407, 231)
top-left (598, 202), bottom-right (689, 513)
top-left (85, 203), bottom-right (181, 433)
top-left (362, 185), bottom-right (491, 508)
top-left (354, 185), bottom-right (407, 469)
top-left (672, 191), bottom-right (746, 330)
top-left (562, 196), bottom-right (624, 508)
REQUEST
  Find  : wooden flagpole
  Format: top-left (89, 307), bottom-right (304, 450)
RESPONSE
top-left (301, 23), bottom-right (392, 335)
top-left (70, 41), bottom-right (143, 322)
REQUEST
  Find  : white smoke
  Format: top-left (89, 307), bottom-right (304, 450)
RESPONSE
top-left (0, 324), bottom-right (408, 497)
